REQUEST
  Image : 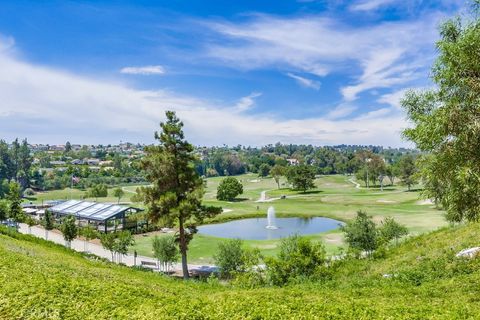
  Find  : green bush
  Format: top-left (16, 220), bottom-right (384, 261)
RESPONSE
top-left (216, 177), bottom-right (243, 201)
top-left (213, 239), bottom-right (261, 279)
top-left (265, 234), bottom-right (327, 286)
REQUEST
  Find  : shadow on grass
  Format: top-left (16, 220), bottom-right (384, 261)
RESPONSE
top-left (295, 190), bottom-right (324, 195)
top-left (228, 198), bottom-right (249, 202)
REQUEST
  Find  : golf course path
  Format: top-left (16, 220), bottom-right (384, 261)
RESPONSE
top-left (256, 190), bottom-right (279, 202)
top-left (348, 178), bottom-right (361, 189)
top-left (17, 223), bottom-right (213, 272)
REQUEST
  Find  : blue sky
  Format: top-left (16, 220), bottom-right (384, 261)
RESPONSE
top-left (0, 0), bottom-right (466, 146)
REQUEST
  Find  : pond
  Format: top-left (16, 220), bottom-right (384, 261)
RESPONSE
top-left (197, 217), bottom-right (343, 240)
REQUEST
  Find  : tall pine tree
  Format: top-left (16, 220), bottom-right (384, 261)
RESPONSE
top-left (139, 111), bottom-right (221, 279)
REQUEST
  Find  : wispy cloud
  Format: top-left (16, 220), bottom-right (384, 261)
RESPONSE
top-left (349, 0), bottom-right (397, 12)
top-left (286, 73), bottom-right (321, 90)
top-left (120, 65), bottom-right (165, 75)
top-left (202, 13), bottom-right (440, 101)
top-left (377, 88), bottom-right (410, 109)
top-left (234, 92), bottom-right (262, 112)
top-left (325, 104), bottom-right (357, 120)
top-left (0, 38), bottom-right (408, 146)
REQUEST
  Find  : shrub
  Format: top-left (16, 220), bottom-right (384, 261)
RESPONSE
top-left (379, 217), bottom-right (409, 245)
top-left (214, 239), bottom-right (242, 278)
top-left (265, 234), bottom-right (326, 286)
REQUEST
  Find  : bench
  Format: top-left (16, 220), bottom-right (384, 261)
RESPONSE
top-left (140, 260), bottom-right (157, 269)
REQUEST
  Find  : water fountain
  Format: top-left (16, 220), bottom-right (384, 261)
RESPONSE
top-left (265, 206), bottom-right (278, 229)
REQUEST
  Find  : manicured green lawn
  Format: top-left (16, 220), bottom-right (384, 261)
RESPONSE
top-left (26, 185), bottom-right (145, 205)
top-left (131, 174), bottom-right (446, 263)
top-left (25, 174), bottom-right (446, 264)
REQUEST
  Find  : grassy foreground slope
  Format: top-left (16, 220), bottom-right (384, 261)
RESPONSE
top-left (2, 225), bottom-right (480, 319)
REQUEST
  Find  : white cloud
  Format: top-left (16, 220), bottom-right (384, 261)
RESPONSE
top-left (377, 88), bottom-right (409, 109)
top-left (325, 104), bottom-right (357, 120)
top-left (120, 65), bottom-right (165, 75)
top-left (0, 40), bottom-right (409, 146)
top-left (286, 73), bottom-right (321, 90)
top-left (203, 13), bottom-right (440, 101)
top-left (349, 0), bottom-right (397, 12)
top-left (340, 47), bottom-right (420, 101)
top-left (234, 92), bottom-right (262, 112)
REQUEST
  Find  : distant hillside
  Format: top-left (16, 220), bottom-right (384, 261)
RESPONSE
top-left (1, 224), bottom-right (480, 319)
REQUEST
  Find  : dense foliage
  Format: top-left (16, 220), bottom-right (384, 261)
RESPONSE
top-left (286, 164), bottom-right (316, 192)
top-left (213, 239), bottom-right (260, 279)
top-left (60, 215), bottom-right (78, 248)
top-left (341, 211), bottom-right (379, 255)
top-left (216, 177), bottom-right (243, 201)
top-left (152, 235), bottom-right (179, 272)
top-left (402, 6), bottom-right (480, 222)
top-left (4, 223), bottom-right (480, 319)
top-left (265, 235), bottom-right (327, 286)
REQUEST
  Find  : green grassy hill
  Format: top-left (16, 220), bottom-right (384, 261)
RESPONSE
top-left (2, 224), bottom-right (480, 319)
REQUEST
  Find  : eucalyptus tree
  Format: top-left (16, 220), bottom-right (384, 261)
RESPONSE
top-left (270, 165), bottom-right (286, 189)
top-left (402, 5), bottom-right (480, 222)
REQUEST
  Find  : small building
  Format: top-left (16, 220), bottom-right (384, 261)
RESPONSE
top-left (48, 200), bottom-right (145, 233)
top-left (86, 158), bottom-right (100, 166)
top-left (286, 158), bottom-right (299, 166)
top-left (50, 160), bottom-right (67, 166)
top-left (71, 159), bottom-right (84, 165)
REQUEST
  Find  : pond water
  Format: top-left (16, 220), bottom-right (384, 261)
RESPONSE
top-left (197, 217), bottom-right (343, 240)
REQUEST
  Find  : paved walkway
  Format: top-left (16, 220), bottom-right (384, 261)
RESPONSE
top-left (17, 223), bottom-right (210, 272)
top-left (256, 190), bottom-right (279, 203)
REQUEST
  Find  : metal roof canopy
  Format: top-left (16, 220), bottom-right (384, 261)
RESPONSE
top-left (48, 200), bottom-right (141, 222)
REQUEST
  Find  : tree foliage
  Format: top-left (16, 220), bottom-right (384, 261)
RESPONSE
top-left (286, 164), bottom-right (316, 193)
top-left (401, 9), bottom-right (480, 222)
top-left (216, 177), bottom-right (243, 201)
top-left (86, 184), bottom-right (108, 200)
top-left (265, 235), bottom-right (326, 286)
top-left (379, 217), bottom-right (409, 246)
top-left (0, 199), bottom-right (8, 221)
top-left (258, 163), bottom-right (271, 177)
top-left (60, 215), bottom-right (78, 248)
top-left (113, 187), bottom-right (124, 203)
top-left (100, 232), bottom-right (117, 261)
top-left (397, 155), bottom-right (417, 191)
top-left (7, 182), bottom-right (24, 223)
top-left (213, 238), bottom-right (261, 279)
top-left (138, 111), bottom-right (221, 278)
top-left (341, 210), bottom-right (378, 255)
top-left (152, 235), bottom-right (179, 272)
top-left (270, 165), bottom-right (286, 189)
